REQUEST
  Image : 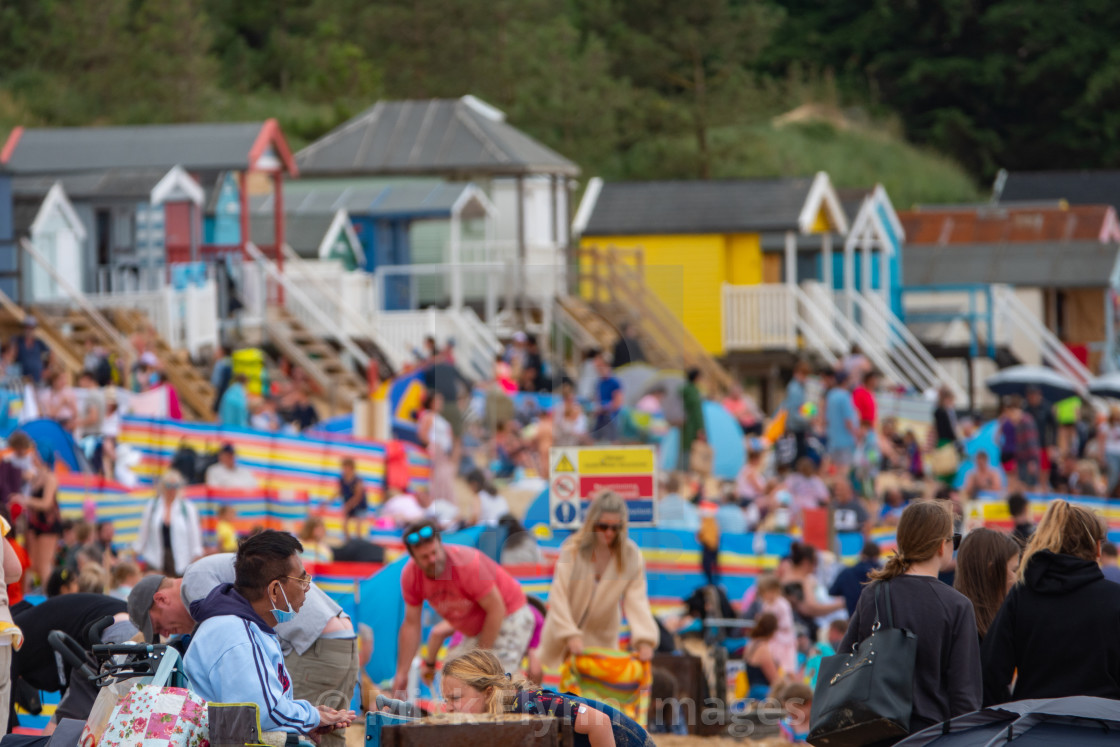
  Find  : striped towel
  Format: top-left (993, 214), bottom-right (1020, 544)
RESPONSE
top-left (559, 648), bottom-right (651, 726)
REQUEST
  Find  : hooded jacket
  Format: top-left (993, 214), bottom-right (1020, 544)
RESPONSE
top-left (982, 550), bottom-right (1120, 705)
top-left (183, 584), bottom-right (320, 733)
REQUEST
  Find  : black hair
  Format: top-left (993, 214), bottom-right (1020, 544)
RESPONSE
top-left (497, 513), bottom-right (525, 535)
top-left (687, 368), bottom-right (701, 383)
top-left (466, 469), bottom-right (493, 493)
top-left (401, 518), bottom-right (441, 554)
top-left (1007, 492), bottom-right (1029, 519)
top-left (1104, 541), bottom-right (1119, 558)
top-left (861, 541), bottom-right (881, 560)
top-left (234, 530), bottom-right (303, 601)
top-left (789, 541), bottom-right (817, 567)
top-left (46, 567), bottom-right (75, 597)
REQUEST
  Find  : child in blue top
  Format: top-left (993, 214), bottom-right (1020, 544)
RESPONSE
top-left (440, 649), bottom-right (654, 747)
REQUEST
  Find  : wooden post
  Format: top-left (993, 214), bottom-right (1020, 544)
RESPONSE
top-left (785, 230), bottom-right (797, 288)
top-left (273, 172), bottom-right (285, 305)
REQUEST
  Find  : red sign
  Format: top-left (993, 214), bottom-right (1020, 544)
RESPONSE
top-left (552, 475), bottom-right (577, 499)
top-left (579, 475), bottom-right (654, 500)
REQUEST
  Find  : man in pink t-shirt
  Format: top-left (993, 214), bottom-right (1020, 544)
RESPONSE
top-left (392, 519), bottom-right (533, 694)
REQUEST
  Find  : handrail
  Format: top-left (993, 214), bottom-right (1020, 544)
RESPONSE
top-left (863, 292), bottom-right (967, 400)
top-left (585, 246), bottom-right (733, 391)
top-left (279, 245), bottom-right (404, 372)
top-left (992, 285), bottom-right (1092, 388)
top-left (797, 283), bottom-right (910, 388)
top-left (843, 290), bottom-right (942, 395)
top-left (19, 238), bottom-right (136, 358)
top-left (245, 242), bottom-right (372, 373)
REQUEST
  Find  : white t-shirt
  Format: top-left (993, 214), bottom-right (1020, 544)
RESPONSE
top-left (477, 490), bottom-right (510, 525)
top-left (1104, 424), bottom-right (1120, 456)
top-left (205, 463), bottom-right (259, 489)
top-left (381, 493), bottom-right (425, 525)
top-left (427, 413), bottom-right (453, 455)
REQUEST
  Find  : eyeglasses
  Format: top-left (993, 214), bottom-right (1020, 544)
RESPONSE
top-left (405, 525), bottom-right (436, 546)
top-left (949, 533), bottom-right (961, 551)
top-left (277, 574), bottom-right (313, 591)
top-left (595, 523), bottom-right (622, 533)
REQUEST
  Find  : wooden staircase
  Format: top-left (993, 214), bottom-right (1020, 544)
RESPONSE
top-left (571, 246), bottom-right (735, 393)
top-left (0, 291), bottom-right (84, 377)
top-left (264, 308), bottom-right (366, 416)
top-left (107, 309), bottom-right (217, 421)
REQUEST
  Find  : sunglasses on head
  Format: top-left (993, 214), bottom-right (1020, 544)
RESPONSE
top-left (405, 525), bottom-right (436, 546)
top-left (595, 522), bottom-right (622, 533)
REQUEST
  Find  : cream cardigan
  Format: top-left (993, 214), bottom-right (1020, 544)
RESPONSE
top-left (540, 536), bottom-right (659, 669)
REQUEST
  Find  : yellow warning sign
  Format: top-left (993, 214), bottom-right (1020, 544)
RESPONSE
top-left (554, 455), bottom-right (576, 473)
top-left (577, 447), bottom-right (655, 475)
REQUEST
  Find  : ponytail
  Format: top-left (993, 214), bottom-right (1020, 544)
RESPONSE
top-left (1018, 499), bottom-right (1104, 584)
top-left (870, 500), bottom-right (952, 582)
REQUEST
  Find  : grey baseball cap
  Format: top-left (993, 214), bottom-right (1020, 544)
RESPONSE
top-left (128, 574), bottom-right (165, 643)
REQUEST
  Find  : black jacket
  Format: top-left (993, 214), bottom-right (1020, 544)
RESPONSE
top-left (982, 550), bottom-right (1120, 705)
top-left (839, 575), bottom-right (981, 732)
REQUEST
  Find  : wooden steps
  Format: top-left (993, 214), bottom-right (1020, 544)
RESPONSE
top-left (570, 246), bottom-right (736, 393)
top-left (108, 308), bottom-right (216, 422)
top-left (265, 309), bottom-right (366, 416)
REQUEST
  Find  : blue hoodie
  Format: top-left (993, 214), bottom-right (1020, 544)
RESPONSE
top-left (183, 584), bottom-right (320, 733)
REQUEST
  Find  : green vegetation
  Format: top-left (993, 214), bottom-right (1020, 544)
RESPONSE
top-left (8, 0), bottom-right (1087, 206)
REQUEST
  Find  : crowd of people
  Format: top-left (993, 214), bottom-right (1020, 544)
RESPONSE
top-left (5, 311), bottom-right (1120, 747)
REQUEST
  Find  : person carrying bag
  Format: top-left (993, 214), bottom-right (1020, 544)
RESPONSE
top-left (809, 500), bottom-right (981, 746)
top-left (808, 581), bottom-right (917, 745)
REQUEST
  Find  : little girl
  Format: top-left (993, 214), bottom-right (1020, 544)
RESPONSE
top-left (441, 649), bottom-right (654, 747)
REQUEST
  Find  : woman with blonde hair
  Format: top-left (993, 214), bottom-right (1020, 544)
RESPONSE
top-left (982, 499), bottom-right (1120, 704)
top-left (441, 649), bottom-right (655, 747)
top-left (953, 528), bottom-right (1021, 641)
top-left (837, 500), bottom-right (980, 733)
top-left (539, 492), bottom-right (659, 669)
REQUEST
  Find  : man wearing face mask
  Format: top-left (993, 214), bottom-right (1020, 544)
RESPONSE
top-left (183, 531), bottom-right (355, 736)
top-left (131, 538), bottom-right (358, 747)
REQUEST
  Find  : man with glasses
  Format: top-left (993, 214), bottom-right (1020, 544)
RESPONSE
top-left (129, 531), bottom-right (358, 747)
top-left (183, 530), bottom-right (355, 735)
top-left (392, 519), bottom-right (534, 696)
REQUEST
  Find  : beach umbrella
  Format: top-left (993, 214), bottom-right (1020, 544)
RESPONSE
top-left (896, 696), bottom-right (1120, 746)
top-left (1089, 371), bottom-right (1120, 399)
top-left (614, 363), bottom-right (658, 407)
top-left (985, 365), bottom-right (1080, 402)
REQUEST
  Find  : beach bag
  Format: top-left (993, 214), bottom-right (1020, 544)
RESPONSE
top-left (560, 648), bottom-right (652, 726)
top-left (808, 581), bottom-right (917, 746)
top-left (91, 649), bottom-right (209, 747)
top-left (928, 444), bottom-right (959, 477)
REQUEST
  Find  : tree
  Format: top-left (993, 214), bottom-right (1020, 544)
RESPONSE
top-left (574, 0), bottom-right (784, 178)
top-left (129, 0), bottom-right (219, 122)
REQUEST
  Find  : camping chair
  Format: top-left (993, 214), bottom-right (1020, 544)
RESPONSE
top-left (208, 703), bottom-right (322, 747)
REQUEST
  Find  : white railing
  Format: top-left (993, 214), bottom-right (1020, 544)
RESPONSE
top-left (376, 307), bottom-right (503, 381)
top-left (279, 248), bottom-right (379, 341)
top-left (244, 243), bottom-right (373, 375)
top-left (19, 238), bottom-right (135, 357)
top-left (832, 289), bottom-right (966, 400)
top-left (992, 284), bottom-right (1093, 390)
top-left (86, 280), bottom-right (219, 358)
top-left (95, 265), bottom-right (165, 294)
top-left (722, 284), bottom-right (797, 351)
top-left (799, 282), bottom-right (913, 389)
top-left (457, 239), bottom-right (562, 267)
